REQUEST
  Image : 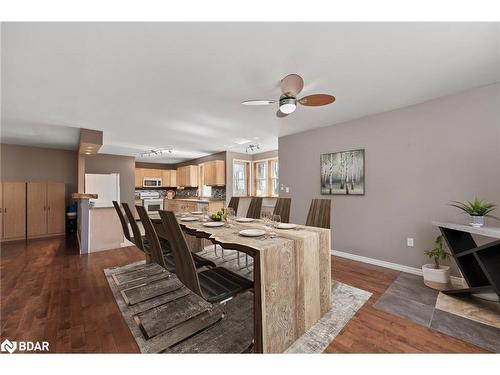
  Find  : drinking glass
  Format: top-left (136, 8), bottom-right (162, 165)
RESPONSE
top-left (226, 207), bottom-right (235, 226)
top-left (270, 214), bottom-right (281, 238)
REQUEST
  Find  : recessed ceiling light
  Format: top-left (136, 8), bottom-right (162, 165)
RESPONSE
top-left (234, 138), bottom-right (251, 145)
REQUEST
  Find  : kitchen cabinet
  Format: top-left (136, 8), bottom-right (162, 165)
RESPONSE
top-left (161, 170), bottom-right (177, 187)
top-left (142, 168), bottom-right (162, 178)
top-left (203, 160), bottom-right (226, 186)
top-left (1, 182), bottom-right (27, 241)
top-left (176, 165), bottom-right (198, 187)
top-left (134, 168), bottom-right (144, 188)
top-left (164, 199), bottom-right (224, 214)
top-left (27, 182), bottom-right (65, 238)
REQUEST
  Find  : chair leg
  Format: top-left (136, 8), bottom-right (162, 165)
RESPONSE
top-left (245, 254), bottom-right (249, 268)
top-left (214, 244), bottom-right (217, 256)
top-left (237, 251), bottom-right (241, 267)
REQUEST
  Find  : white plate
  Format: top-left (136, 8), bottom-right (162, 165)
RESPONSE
top-left (235, 217), bottom-right (255, 222)
top-left (277, 223), bottom-right (297, 230)
top-left (180, 217), bottom-right (198, 222)
top-left (239, 229), bottom-right (266, 237)
top-left (203, 221), bottom-right (225, 227)
top-left (191, 211), bottom-right (203, 215)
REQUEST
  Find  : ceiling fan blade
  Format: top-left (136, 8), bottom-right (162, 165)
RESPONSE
top-left (276, 109), bottom-right (289, 118)
top-left (298, 94), bottom-right (335, 106)
top-left (280, 74), bottom-right (304, 96)
top-left (241, 99), bottom-right (276, 105)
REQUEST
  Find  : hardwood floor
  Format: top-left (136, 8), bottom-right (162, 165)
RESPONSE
top-left (0, 237), bottom-right (487, 353)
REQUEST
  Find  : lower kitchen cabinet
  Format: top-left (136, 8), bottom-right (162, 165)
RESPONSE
top-left (27, 182), bottom-right (65, 239)
top-left (1, 182), bottom-right (27, 241)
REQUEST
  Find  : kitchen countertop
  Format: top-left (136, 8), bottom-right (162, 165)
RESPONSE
top-left (167, 198), bottom-right (224, 203)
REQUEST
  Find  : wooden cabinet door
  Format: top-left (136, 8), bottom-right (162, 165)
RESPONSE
top-left (204, 160), bottom-right (225, 186)
top-left (135, 168), bottom-right (143, 187)
top-left (3, 182), bottom-right (27, 240)
top-left (0, 183), bottom-right (3, 239)
top-left (186, 165), bottom-right (199, 187)
top-left (27, 182), bottom-right (47, 237)
top-left (170, 170), bottom-right (177, 187)
top-left (176, 167), bottom-right (185, 187)
top-left (214, 160), bottom-right (226, 186)
top-left (47, 183), bottom-right (65, 235)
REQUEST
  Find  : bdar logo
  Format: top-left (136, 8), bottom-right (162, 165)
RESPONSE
top-left (1, 339), bottom-right (17, 354)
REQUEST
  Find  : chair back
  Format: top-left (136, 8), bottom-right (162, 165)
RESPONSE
top-left (273, 198), bottom-right (291, 223)
top-left (112, 201), bottom-right (132, 241)
top-left (122, 203), bottom-right (145, 251)
top-left (228, 197), bottom-right (240, 216)
top-left (158, 210), bottom-right (203, 297)
top-left (246, 197), bottom-right (263, 219)
top-left (305, 199), bottom-right (331, 229)
top-left (136, 205), bottom-right (167, 268)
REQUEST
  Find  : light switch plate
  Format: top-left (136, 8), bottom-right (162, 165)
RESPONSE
top-left (407, 238), bottom-right (414, 247)
top-left (285, 187), bottom-right (290, 193)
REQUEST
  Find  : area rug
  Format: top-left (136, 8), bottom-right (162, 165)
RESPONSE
top-left (374, 272), bottom-right (500, 353)
top-left (104, 247), bottom-right (371, 353)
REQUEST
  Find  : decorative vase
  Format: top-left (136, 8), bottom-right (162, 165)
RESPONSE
top-left (470, 215), bottom-right (484, 228)
top-left (422, 264), bottom-right (451, 290)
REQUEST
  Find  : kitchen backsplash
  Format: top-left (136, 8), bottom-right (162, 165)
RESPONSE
top-left (136, 187), bottom-right (226, 200)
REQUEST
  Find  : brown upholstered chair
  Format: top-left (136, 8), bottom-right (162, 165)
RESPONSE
top-left (246, 197), bottom-right (263, 219)
top-left (228, 197), bottom-right (240, 216)
top-left (273, 198), bottom-right (291, 223)
top-left (305, 199), bottom-right (331, 229)
top-left (159, 210), bottom-right (252, 303)
top-left (112, 201), bottom-right (132, 242)
top-left (136, 205), bottom-right (215, 273)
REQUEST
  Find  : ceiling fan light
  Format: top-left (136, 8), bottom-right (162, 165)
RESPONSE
top-left (279, 97), bottom-right (297, 114)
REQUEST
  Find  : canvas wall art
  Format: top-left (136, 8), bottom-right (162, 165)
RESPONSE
top-left (320, 149), bottom-right (365, 195)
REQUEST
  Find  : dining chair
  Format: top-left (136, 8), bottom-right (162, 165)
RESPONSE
top-left (112, 200), bottom-right (132, 242)
top-left (246, 197), bottom-right (263, 219)
top-left (305, 198), bottom-right (331, 229)
top-left (122, 203), bottom-right (148, 253)
top-left (228, 197), bottom-right (240, 216)
top-left (136, 205), bottom-right (216, 273)
top-left (273, 198), bottom-right (291, 223)
top-left (159, 210), bottom-right (253, 303)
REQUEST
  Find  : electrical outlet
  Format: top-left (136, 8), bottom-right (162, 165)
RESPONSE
top-left (407, 238), bottom-right (414, 247)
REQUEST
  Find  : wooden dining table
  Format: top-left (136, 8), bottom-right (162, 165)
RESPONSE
top-left (150, 214), bottom-right (331, 353)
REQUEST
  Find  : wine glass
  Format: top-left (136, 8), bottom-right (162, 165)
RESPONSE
top-left (270, 214), bottom-right (281, 238)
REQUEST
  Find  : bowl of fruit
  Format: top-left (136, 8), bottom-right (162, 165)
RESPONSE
top-left (210, 210), bottom-right (227, 222)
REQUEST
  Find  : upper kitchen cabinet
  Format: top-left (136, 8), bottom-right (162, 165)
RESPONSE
top-left (161, 170), bottom-right (177, 187)
top-left (134, 168), bottom-right (144, 188)
top-left (143, 168), bottom-right (162, 178)
top-left (177, 165), bottom-right (198, 187)
top-left (203, 160), bottom-right (226, 186)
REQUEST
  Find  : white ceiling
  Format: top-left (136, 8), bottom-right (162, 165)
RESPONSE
top-left (1, 22), bottom-right (499, 163)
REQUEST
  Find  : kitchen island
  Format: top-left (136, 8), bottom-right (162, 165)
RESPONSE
top-left (164, 198), bottom-right (224, 214)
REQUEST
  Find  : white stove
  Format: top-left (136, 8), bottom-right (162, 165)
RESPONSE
top-left (139, 191), bottom-right (163, 216)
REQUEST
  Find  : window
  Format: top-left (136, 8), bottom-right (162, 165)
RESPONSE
top-left (233, 160), bottom-right (249, 196)
top-left (252, 158), bottom-right (279, 197)
top-left (255, 161), bottom-right (268, 196)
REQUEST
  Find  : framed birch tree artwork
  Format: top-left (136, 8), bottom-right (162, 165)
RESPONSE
top-left (320, 149), bottom-right (365, 195)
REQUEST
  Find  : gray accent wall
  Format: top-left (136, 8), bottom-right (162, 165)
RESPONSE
top-left (279, 84), bottom-right (500, 273)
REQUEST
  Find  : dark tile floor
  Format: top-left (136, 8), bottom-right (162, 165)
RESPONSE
top-left (374, 273), bottom-right (500, 353)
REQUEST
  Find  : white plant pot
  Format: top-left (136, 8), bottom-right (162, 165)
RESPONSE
top-left (422, 264), bottom-right (450, 285)
top-left (470, 215), bottom-right (484, 228)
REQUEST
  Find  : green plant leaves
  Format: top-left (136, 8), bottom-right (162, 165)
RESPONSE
top-left (449, 197), bottom-right (497, 217)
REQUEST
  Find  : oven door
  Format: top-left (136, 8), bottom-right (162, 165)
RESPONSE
top-left (144, 200), bottom-right (163, 215)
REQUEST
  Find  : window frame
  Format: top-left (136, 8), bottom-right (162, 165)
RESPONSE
top-left (232, 159), bottom-right (251, 197)
top-left (252, 157), bottom-right (279, 198)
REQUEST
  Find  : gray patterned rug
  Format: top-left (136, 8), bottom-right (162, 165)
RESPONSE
top-left (105, 246), bottom-right (371, 353)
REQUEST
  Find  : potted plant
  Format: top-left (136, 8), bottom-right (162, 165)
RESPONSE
top-left (450, 197), bottom-right (498, 227)
top-left (422, 235), bottom-right (451, 288)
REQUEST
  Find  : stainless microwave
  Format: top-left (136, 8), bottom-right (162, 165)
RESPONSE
top-left (143, 177), bottom-right (162, 187)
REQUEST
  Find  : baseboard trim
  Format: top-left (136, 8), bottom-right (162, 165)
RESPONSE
top-left (331, 249), bottom-right (464, 284)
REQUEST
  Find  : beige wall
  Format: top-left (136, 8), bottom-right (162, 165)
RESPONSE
top-left (0, 143), bottom-right (78, 201)
top-left (279, 84), bottom-right (500, 273)
top-left (84, 153), bottom-right (135, 208)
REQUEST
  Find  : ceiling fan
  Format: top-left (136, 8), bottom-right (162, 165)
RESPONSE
top-left (241, 74), bottom-right (335, 117)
